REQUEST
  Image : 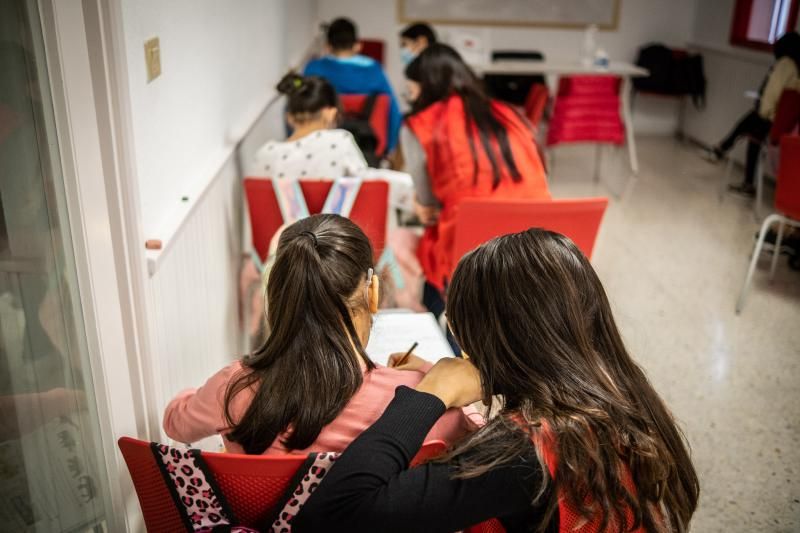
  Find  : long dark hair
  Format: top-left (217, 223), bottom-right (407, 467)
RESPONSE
top-left (224, 214), bottom-right (376, 454)
top-left (407, 43), bottom-right (522, 188)
top-left (277, 73), bottom-right (338, 125)
top-left (444, 229), bottom-right (699, 532)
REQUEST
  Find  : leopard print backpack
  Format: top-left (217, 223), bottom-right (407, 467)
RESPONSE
top-left (151, 442), bottom-right (338, 532)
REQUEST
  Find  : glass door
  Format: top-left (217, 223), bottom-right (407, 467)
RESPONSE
top-left (0, 0), bottom-right (111, 530)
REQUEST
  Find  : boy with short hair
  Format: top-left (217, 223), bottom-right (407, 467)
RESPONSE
top-left (304, 18), bottom-right (402, 154)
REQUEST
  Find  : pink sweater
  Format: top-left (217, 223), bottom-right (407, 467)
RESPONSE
top-left (163, 361), bottom-right (483, 454)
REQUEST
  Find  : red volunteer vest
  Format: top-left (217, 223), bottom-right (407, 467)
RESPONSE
top-left (533, 421), bottom-right (653, 533)
top-left (406, 95), bottom-right (550, 291)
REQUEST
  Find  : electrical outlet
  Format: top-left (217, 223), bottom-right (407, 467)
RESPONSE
top-left (144, 37), bottom-right (161, 82)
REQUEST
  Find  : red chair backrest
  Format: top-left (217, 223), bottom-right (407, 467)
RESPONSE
top-left (119, 437), bottom-right (446, 531)
top-left (523, 83), bottom-right (549, 129)
top-left (118, 437), bottom-right (186, 532)
top-left (339, 93), bottom-right (391, 156)
top-left (452, 198), bottom-right (609, 275)
top-left (243, 178), bottom-right (389, 263)
top-left (359, 39), bottom-right (385, 65)
top-left (769, 89), bottom-right (800, 144)
top-left (776, 135), bottom-right (800, 219)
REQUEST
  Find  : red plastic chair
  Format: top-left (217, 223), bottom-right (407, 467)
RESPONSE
top-left (736, 134), bottom-right (800, 313)
top-left (451, 198), bottom-right (609, 276)
top-left (340, 93), bottom-right (391, 156)
top-left (523, 83), bottom-right (549, 130)
top-left (243, 178), bottom-right (389, 263)
top-left (118, 437), bottom-right (446, 532)
top-left (359, 39), bottom-right (385, 65)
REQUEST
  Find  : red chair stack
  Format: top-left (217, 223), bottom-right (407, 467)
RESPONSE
top-left (546, 75), bottom-right (625, 148)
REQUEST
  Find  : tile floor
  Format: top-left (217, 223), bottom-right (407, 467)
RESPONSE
top-left (549, 138), bottom-right (800, 532)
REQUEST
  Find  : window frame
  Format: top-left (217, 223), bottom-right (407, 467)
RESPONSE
top-left (730, 0), bottom-right (800, 52)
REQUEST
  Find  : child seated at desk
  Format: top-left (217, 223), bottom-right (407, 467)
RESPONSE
top-left (254, 74), bottom-right (367, 179)
top-left (294, 229), bottom-right (699, 532)
top-left (164, 214), bottom-right (481, 454)
top-left (304, 17), bottom-right (402, 154)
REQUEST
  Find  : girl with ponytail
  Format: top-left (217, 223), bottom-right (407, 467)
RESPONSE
top-left (163, 214), bottom-right (480, 454)
top-left (253, 73), bottom-right (368, 180)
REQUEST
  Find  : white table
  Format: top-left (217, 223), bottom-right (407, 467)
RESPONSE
top-left (366, 311), bottom-right (455, 366)
top-left (473, 61), bottom-right (650, 174)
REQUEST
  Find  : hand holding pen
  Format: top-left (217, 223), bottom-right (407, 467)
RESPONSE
top-left (388, 342), bottom-right (428, 371)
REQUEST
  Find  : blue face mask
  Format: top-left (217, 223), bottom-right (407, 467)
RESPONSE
top-left (400, 47), bottom-right (416, 65)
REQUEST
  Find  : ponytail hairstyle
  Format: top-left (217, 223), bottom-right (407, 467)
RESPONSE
top-left (444, 229), bottom-right (699, 532)
top-left (408, 43), bottom-right (523, 189)
top-left (276, 72), bottom-right (338, 126)
top-left (224, 214), bottom-right (375, 454)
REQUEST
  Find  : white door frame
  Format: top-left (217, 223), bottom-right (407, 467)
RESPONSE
top-left (37, 0), bottom-right (157, 530)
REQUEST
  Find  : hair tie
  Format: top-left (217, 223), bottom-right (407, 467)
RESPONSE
top-left (300, 230), bottom-right (318, 247)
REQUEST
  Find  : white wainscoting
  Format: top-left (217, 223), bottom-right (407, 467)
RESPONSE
top-left (145, 155), bottom-right (244, 438)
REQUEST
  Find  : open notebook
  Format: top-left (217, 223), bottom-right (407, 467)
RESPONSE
top-left (366, 311), bottom-right (455, 366)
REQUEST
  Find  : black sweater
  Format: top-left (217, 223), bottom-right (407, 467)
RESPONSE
top-left (294, 386), bottom-right (557, 533)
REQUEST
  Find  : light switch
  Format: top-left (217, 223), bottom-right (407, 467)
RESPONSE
top-left (144, 37), bottom-right (161, 82)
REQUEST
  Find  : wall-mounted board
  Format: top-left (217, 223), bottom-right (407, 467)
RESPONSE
top-left (397, 0), bottom-right (621, 30)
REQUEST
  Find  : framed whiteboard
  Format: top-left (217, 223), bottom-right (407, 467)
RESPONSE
top-left (397, 0), bottom-right (622, 30)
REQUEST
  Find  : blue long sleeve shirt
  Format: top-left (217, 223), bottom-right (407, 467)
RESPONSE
top-left (304, 55), bottom-right (402, 153)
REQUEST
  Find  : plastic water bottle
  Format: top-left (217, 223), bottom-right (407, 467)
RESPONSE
top-left (594, 48), bottom-right (609, 69)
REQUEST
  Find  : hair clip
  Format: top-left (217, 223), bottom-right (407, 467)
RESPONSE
top-left (366, 267), bottom-right (374, 288)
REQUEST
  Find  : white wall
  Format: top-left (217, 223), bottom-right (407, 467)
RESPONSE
top-left (115, 0), bottom-right (319, 445)
top-left (317, 0), bottom-right (698, 135)
top-left (121, 0), bottom-right (317, 239)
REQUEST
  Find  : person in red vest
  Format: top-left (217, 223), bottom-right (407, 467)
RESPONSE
top-left (294, 229), bottom-right (700, 533)
top-left (400, 43), bottom-right (550, 314)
